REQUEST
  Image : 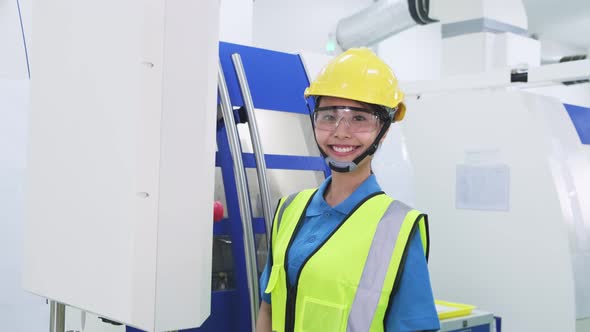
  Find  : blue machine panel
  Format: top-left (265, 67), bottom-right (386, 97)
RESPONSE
top-left (564, 103), bottom-right (590, 145)
top-left (219, 42), bottom-right (312, 114)
top-left (217, 153), bottom-right (326, 172)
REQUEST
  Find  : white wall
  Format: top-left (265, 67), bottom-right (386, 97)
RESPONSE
top-left (219, 0), bottom-right (253, 45)
top-left (0, 80), bottom-right (49, 332)
top-left (0, 0), bottom-right (29, 79)
top-left (378, 23), bottom-right (442, 81)
top-left (253, 0), bottom-right (373, 54)
top-left (0, 1), bottom-right (47, 331)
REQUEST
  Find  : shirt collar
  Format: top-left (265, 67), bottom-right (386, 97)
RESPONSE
top-left (305, 174), bottom-right (382, 217)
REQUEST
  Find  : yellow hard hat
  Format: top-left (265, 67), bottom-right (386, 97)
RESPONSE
top-left (304, 47), bottom-right (406, 122)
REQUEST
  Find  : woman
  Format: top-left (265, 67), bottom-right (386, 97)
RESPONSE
top-left (256, 48), bottom-right (439, 332)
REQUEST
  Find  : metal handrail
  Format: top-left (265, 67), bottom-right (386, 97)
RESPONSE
top-left (231, 53), bottom-right (274, 244)
top-left (217, 62), bottom-right (259, 330)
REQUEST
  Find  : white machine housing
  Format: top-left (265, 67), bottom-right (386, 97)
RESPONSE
top-left (401, 88), bottom-right (589, 332)
top-left (22, 1), bottom-right (221, 331)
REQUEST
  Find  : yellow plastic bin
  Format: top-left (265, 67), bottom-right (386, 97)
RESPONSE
top-left (435, 300), bottom-right (476, 320)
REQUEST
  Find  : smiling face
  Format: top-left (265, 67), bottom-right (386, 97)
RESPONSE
top-left (314, 96), bottom-right (384, 170)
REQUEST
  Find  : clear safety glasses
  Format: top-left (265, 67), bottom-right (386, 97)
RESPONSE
top-left (313, 106), bottom-right (382, 133)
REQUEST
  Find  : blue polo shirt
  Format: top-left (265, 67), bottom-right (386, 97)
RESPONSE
top-left (259, 175), bottom-right (440, 332)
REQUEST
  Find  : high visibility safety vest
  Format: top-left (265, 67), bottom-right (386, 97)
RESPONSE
top-left (264, 189), bottom-right (430, 332)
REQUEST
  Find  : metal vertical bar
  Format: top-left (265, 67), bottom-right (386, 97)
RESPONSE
top-left (231, 53), bottom-right (274, 244)
top-left (49, 301), bottom-right (65, 332)
top-left (218, 62), bottom-right (259, 331)
top-left (56, 303), bottom-right (65, 332)
top-left (49, 301), bottom-right (55, 332)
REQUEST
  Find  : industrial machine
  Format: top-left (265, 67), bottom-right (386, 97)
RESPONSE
top-left (12, 0), bottom-right (590, 331)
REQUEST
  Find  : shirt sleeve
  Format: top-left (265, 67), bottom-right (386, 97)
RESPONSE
top-left (259, 256), bottom-right (272, 304)
top-left (385, 230), bottom-right (440, 332)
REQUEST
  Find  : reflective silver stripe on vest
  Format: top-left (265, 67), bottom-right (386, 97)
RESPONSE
top-left (276, 193), bottom-right (298, 231)
top-left (346, 200), bottom-right (412, 332)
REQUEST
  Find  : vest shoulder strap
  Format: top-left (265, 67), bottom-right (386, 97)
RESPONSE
top-left (276, 189), bottom-right (316, 231)
top-left (267, 189), bottom-right (317, 270)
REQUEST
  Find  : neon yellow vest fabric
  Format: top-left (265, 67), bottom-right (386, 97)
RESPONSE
top-left (264, 189), bottom-right (430, 332)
